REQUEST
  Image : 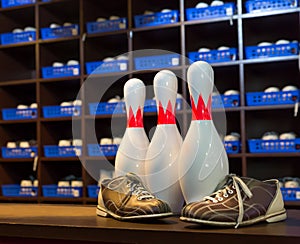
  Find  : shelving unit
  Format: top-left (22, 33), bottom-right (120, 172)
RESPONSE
top-left (0, 0), bottom-right (299, 206)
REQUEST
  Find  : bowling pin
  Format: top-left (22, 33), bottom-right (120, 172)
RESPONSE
top-left (115, 78), bottom-right (149, 179)
top-left (178, 61), bottom-right (229, 204)
top-left (144, 70), bottom-right (184, 214)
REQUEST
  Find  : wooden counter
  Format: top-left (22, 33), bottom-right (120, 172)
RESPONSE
top-left (0, 203), bottom-right (299, 243)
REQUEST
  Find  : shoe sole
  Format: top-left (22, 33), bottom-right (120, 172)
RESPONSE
top-left (96, 205), bottom-right (173, 220)
top-left (180, 210), bottom-right (287, 227)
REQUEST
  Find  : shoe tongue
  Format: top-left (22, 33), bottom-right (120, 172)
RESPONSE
top-left (125, 172), bottom-right (143, 184)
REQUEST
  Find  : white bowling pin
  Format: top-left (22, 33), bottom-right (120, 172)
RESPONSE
top-left (115, 78), bottom-right (149, 179)
top-left (178, 61), bottom-right (229, 203)
top-left (145, 70), bottom-right (184, 214)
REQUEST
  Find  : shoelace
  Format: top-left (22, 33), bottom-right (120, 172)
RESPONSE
top-left (127, 182), bottom-right (154, 200)
top-left (204, 174), bottom-right (253, 228)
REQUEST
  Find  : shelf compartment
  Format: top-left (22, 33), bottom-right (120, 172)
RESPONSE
top-left (42, 185), bottom-right (82, 198)
top-left (1, 184), bottom-right (37, 197)
top-left (186, 3), bottom-right (236, 21)
top-left (1, 0), bottom-right (35, 8)
top-left (42, 105), bottom-right (81, 118)
top-left (212, 94), bottom-right (240, 108)
top-left (43, 145), bottom-right (82, 158)
top-left (224, 140), bottom-right (241, 154)
top-left (281, 187), bottom-right (300, 201)
top-left (87, 185), bottom-right (99, 198)
top-left (188, 48), bottom-right (237, 64)
top-left (2, 146), bottom-right (37, 158)
top-left (86, 18), bottom-right (127, 34)
top-left (248, 138), bottom-right (300, 153)
top-left (40, 24), bottom-right (79, 40)
top-left (134, 10), bottom-right (179, 28)
top-left (0, 31), bottom-right (35, 45)
top-left (41, 64), bottom-right (80, 79)
top-left (2, 107), bottom-right (37, 120)
top-left (246, 90), bottom-right (299, 106)
top-left (245, 0), bottom-right (298, 13)
top-left (134, 53), bottom-right (180, 70)
top-left (85, 60), bottom-right (128, 75)
top-left (87, 144), bottom-right (118, 157)
top-left (245, 42), bottom-right (298, 59)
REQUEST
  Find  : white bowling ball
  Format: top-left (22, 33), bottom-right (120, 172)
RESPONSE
top-left (12, 28), bottom-right (23, 33)
top-left (211, 0), bottom-right (224, 6)
top-left (6, 142), bottom-right (17, 148)
top-left (264, 87), bottom-right (280, 93)
top-left (72, 139), bottom-right (83, 146)
top-left (19, 141), bottom-right (30, 148)
top-left (282, 85), bottom-right (298, 91)
top-left (198, 47), bottom-right (211, 52)
top-left (17, 104), bottom-right (28, 109)
top-left (103, 57), bottom-right (115, 62)
top-left (63, 22), bottom-right (73, 26)
top-left (113, 137), bottom-right (122, 145)
top-left (58, 181), bottom-right (70, 187)
top-left (262, 132), bottom-right (279, 140)
top-left (30, 103), bottom-right (38, 108)
top-left (279, 132), bottom-right (296, 140)
top-left (50, 23), bottom-right (60, 28)
top-left (109, 16), bottom-right (120, 20)
top-left (52, 62), bottom-right (64, 67)
top-left (71, 180), bottom-right (83, 187)
top-left (100, 138), bottom-right (113, 145)
top-left (67, 60), bottom-right (79, 66)
top-left (96, 17), bottom-right (107, 22)
top-left (275, 39), bottom-right (290, 45)
top-left (33, 180), bottom-right (39, 187)
top-left (24, 26), bottom-right (36, 32)
top-left (60, 101), bottom-right (72, 106)
top-left (224, 89), bottom-right (240, 95)
top-left (161, 9), bottom-right (172, 13)
top-left (195, 2), bottom-right (209, 8)
top-left (144, 10), bottom-right (154, 15)
top-left (116, 55), bottom-right (129, 60)
top-left (285, 180), bottom-right (299, 188)
top-left (20, 180), bottom-right (32, 187)
top-left (258, 41), bottom-right (272, 46)
top-left (58, 139), bottom-right (71, 147)
top-left (218, 46), bottom-right (230, 51)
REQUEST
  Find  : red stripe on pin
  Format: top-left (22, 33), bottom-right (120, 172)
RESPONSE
top-left (158, 100), bottom-right (176, 124)
top-left (191, 95), bottom-right (212, 120)
top-left (127, 106), bottom-right (143, 127)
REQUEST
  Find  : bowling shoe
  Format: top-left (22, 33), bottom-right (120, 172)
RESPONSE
top-left (97, 172), bottom-right (173, 220)
top-left (180, 174), bottom-right (287, 228)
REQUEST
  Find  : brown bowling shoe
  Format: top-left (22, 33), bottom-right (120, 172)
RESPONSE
top-left (180, 174), bottom-right (287, 228)
top-left (97, 172), bottom-right (173, 220)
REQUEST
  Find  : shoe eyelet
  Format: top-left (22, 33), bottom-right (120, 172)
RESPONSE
top-left (232, 185), bottom-right (236, 189)
top-left (218, 197), bottom-right (223, 201)
top-left (228, 190), bottom-right (233, 194)
top-left (223, 193), bottom-right (228, 198)
top-left (137, 197), bottom-right (142, 200)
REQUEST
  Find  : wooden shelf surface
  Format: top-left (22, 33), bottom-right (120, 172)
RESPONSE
top-left (0, 204), bottom-right (299, 243)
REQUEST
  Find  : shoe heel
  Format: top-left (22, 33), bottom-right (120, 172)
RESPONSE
top-left (266, 212), bottom-right (287, 223)
top-left (96, 206), bottom-right (108, 217)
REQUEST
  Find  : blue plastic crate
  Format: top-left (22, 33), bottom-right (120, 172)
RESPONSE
top-left (134, 53), bottom-right (180, 70)
top-left (281, 187), bottom-right (300, 201)
top-left (246, 90), bottom-right (299, 106)
top-left (85, 60), bottom-right (128, 74)
top-left (87, 144), bottom-right (118, 157)
top-left (1, 0), bottom-right (35, 8)
top-left (44, 145), bottom-right (82, 157)
top-left (212, 94), bottom-right (240, 108)
top-left (186, 3), bottom-right (236, 21)
top-left (43, 105), bottom-right (81, 118)
top-left (2, 184), bottom-right (38, 197)
top-left (2, 146), bottom-right (37, 158)
top-left (0, 31), bottom-right (36, 45)
top-left (248, 138), bottom-right (300, 153)
top-left (188, 48), bottom-right (237, 64)
top-left (224, 140), bottom-right (240, 154)
top-left (41, 64), bottom-right (80, 79)
top-left (42, 185), bottom-right (82, 198)
top-left (86, 18), bottom-right (127, 34)
top-left (89, 102), bottom-right (125, 115)
top-left (2, 108), bottom-right (37, 120)
top-left (87, 185), bottom-right (100, 198)
top-left (134, 10), bottom-right (179, 28)
top-left (245, 42), bottom-right (298, 59)
top-left (40, 24), bottom-right (79, 40)
top-left (144, 98), bottom-right (183, 112)
top-left (245, 0), bottom-right (298, 13)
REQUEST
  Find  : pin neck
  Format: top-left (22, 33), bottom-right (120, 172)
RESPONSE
top-left (157, 100), bottom-right (176, 125)
top-left (191, 95), bottom-right (212, 121)
top-left (127, 106), bottom-right (143, 128)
